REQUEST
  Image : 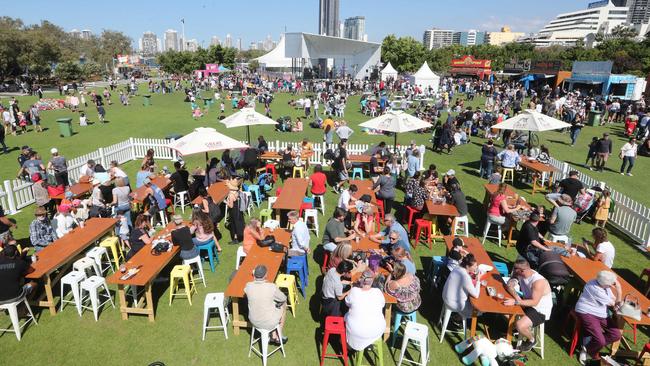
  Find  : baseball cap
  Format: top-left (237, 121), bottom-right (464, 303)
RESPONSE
top-left (446, 169), bottom-right (456, 176)
top-left (50, 148), bottom-right (58, 154)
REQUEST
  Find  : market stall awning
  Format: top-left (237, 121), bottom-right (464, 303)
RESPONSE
top-left (564, 79), bottom-right (603, 85)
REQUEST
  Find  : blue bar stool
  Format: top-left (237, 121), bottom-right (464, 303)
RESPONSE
top-left (286, 257), bottom-right (308, 298)
top-left (351, 167), bottom-right (364, 179)
top-left (391, 310), bottom-right (417, 347)
top-left (196, 239), bottom-right (220, 272)
top-left (493, 261), bottom-right (509, 277)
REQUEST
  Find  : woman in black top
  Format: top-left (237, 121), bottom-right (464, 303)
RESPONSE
top-left (127, 214), bottom-right (153, 260)
top-left (257, 136), bottom-right (269, 153)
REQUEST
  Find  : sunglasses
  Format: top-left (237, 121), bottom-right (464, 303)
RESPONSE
top-left (389, 237), bottom-right (398, 241)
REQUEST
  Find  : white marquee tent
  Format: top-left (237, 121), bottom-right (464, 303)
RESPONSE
top-left (381, 62), bottom-right (398, 81)
top-left (253, 35), bottom-right (292, 69)
top-left (409, 61), bottom-right (440, 92)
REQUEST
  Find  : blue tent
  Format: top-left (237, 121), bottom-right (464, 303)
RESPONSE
top-left (218, 65), bottom-right (230, 72)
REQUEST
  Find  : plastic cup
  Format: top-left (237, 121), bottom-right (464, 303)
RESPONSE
top-left (497, 293), bottom-right (504, 300)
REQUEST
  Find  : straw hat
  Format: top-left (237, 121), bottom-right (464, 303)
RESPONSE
top-left (226, 179), bottom-right (240, 191)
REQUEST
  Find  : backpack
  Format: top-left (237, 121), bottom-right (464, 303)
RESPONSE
top-left (323, 149), bottom-right (335, 161)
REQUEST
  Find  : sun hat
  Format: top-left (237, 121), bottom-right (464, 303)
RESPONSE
top-left (50, 148), bottom-right (58, 154)
top-left (58, 204), bottom-right (71, 213)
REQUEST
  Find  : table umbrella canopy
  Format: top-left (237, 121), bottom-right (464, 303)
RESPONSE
top-left (359, 110), bottom-right (432, 151)
top-left (220, 107), bottom-right (278, 144)
top-left (166, 127), bottom-right (249, 158)
top-left (491, 109), bottom-right (571, 131)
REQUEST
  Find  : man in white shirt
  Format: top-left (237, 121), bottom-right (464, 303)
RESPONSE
top-left (337, 184), bottom-right (357, 210)
top-left (303, 97), bottom-right (312, 118)
top-left (335, 120), bottom-right (353, 142)
top-left (288, 211), bottom-right (310, 256)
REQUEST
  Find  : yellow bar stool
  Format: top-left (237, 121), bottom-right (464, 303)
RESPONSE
top-left (169, 265), bottom-right (196, 306)
top-left (275, 274), bottom-right (298, 317)
top-left (99, 236), bottom-right (124, 271)
top-left (292, 166), bottom-right (305, 178)
top-left (501, 168), bottom-right (515, 184)
top-left (354, 337), bottom-right (384, 366)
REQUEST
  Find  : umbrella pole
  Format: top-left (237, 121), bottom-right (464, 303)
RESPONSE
top-left (528, 130), bottom-right (531, 155)
top-left (394, 133), bottom-right (398, 154)
top-left (247, 126), bottom-right (251, 145)
top-left (205, 151), bottom-right (209, 164)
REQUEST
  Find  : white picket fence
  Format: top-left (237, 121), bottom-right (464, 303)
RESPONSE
top-left (3, 137), bottom-right (647, 247)
top-left (549, 157), bottom-right (650, 248)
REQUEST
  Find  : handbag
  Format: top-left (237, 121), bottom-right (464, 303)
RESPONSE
top-left (270, 242), bottom-right (286, 253)
top-left (618, 294), bottom-right (642, 321)
top-left (258, 235), bottom-right (276, 248)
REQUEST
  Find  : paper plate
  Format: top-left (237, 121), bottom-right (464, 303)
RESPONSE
top-left (478, 264), bottom-right (493, 273)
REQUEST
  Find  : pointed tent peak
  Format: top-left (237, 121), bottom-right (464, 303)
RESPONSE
top-left (381, 62), bottom-right (397, 74)
top-left (413, 61), bottom-right (436, 78)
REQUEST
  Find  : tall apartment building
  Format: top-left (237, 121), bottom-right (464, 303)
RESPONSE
top-left (319, 0), bottom-right (340, 37)
top-left (485, 26), bottom-right (525, 45)
top-left (164, 30), bottom-right (179, 51)
top-left (139, 31), bottom-right (159, 56)
top-left (453, 30), bottom-right (486, 45)
top-left (627, 0), bottom-right (650, 36)
top-left (423, 29), bottom-right (454, 50)
top-left (344, 16), bottom-right (366, 41)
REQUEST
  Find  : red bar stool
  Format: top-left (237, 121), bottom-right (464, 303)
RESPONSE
top-left (405, 206), bottom-right (421, 232)
top-left (320, 316), bottom-right (349, 366)
top-left (414, 219), bottom-right (432, 249)
top-left (265, 163), bottom-right (278, 181)
top-left (566, 310), bottom-right (582, 357)
top-left (376, 199), bottom-right (385, 221)
top-left (638, 343), bottom-right (650, 363)
top-left (276, 188), bottom-right (282, 197)
top-left (321, 251), bottom-right (330, 274)
top-left (298, 202), bottom-right (313, 218)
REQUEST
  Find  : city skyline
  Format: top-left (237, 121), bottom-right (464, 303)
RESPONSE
top-left (6, 0), bottom-right (589, 49)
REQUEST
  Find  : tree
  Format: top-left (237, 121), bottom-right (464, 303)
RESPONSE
top-left (381, 35), bottom-right (427, 72)
top-left (81, 61), bottom-right (103, 80)
top-left (20, 21), bottom-right (65, 78)
top-left (55, 61), bottom-right (82, 81)
top-left (0, 17), bottom-right (26, 80)
top-left (611, 25), bottom-right (638, 39)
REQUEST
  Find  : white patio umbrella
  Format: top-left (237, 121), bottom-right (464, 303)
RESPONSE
top-left (491, 109), bottom-right (571, 151)
top-left (359, 110), bottom-right (432, 151)
top-left (166, 127), bottom-right (249, 162)
top-left (220, 107), bottom-right (278, 144)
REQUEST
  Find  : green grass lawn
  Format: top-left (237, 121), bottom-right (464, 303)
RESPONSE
top-left (0, 87), bottom-right (648, 365)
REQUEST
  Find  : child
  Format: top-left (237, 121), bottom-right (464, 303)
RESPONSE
top-left (585, 136), bottom-right (598, 170)
top-left (220, 102), bottom-right (225, 113)
top-left (593, 190), bottom-right (611, 228)
top-left (192, 107), bottom-right (203, 119)
top-left (116, 214), bottom-right (131, 249)
top-left (79, 112), bottom-right (88, 126)
top-left (17, 112), bottom-right (28, 134)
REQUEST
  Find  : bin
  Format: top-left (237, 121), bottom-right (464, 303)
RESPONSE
top-left (143, 95), bottom-right (152, 106)
top-left (203, 98), bottom-right (213, 107)
top-left (587, 110), bottom-right (602, 126)
top-left (56, 118), bottom-right (73, 137)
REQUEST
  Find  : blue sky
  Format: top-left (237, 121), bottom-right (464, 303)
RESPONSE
top-left (7, 0), bottom-right (588, 47)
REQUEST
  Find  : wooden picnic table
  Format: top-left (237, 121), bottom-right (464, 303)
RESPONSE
top-left (106, 221), bottom-right (182, 322)
top-left (131, 176), bottom-right (172, 204)
top-left (191, 181), bottom-right (229, 206)
top-left (260, 150), bottom-right (314, 169)
top-left (26, 218), bottom-right (117, 315)
top-left (424, 201), bottom-right (460, 240)
top-left (51, 182), bottom-right (93, 201)
top-left (483, 184), bottom-right (534, 246)
top-left (349, 179), bottom-right (378, 205)
top-left (518, 157), bottom-right (558, 195)
top-left (444, 236), bottom-right (524, 341)
top-left (225, 228), bottom-right (291, 335)
top-left (272, 178), bottom-right (309, 224)
top-left (347, 154), bottom-right (387, 170)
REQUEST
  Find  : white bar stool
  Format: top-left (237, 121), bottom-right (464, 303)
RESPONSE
top-left (249, 325), bottom-right (286, 366)
top-left (242, 191), bottom-right (253, 216)
top-left (438, 303), bottom-right (466, 343)
top-left (313, 194), bottom-right (325, 214)
top-left (85, 246), bottom-right (113, 275)
top-left (60, 270), bottom-right (86, 315)
top-left (398, 321), bottom-right (430, 366)
top-left (202, 292), bottom-right (229, 340)
top-left (183, 255), bottom-right (206, 287)
top-left (0, 294), bottom-right (37, 341)
top-left (481, 220), bottom-right (503, 247)
top-left (452, 215), bottom-right (469, 237)
top-left (80, 276), bottom-right (114, 321)
top-left (303, 209), bottom-right (319, 237)
top-left (549, 234), bottom-right (570, 245)
top-left (516, 323), bottom-right (545, 359)
top-left (73, 257), bottom-right (101, 278)
top-left (173, 191), bottom-right (190, 213)
top-left (236, 246), bottom-right (247, 270)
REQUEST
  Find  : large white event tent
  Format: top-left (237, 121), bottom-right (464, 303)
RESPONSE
top-left (409, 61), bottom-right (440, 92)
top-left (380, 62), bottom-right (398, 81)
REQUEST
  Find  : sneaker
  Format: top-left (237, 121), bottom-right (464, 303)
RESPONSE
top-left (519, 338), bottom-right (537, 352)
top-left (269, 336), bottom-right (288, 346)
top-left (620, 172), bottom-right (625, 175)
top-left (578, 346), bottom-right (588, 365)
top-left (627, 173), bottom-right (633, 176)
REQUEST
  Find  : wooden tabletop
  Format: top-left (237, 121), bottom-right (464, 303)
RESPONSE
top-left (425, 201), bottom-right (460, 217)
top-left (26, 218), bottom-right (117, 279)
top-left (51, 182), bottom-right (93, 200)
top-left (131, 176), bottom-right (172, 203)
top-left (348, 154), bottom-right (387, 165)
top-left (191, 181), bottom-right (229, 205)
top-left (518, 156), bottom-right (557, 174)
top-left (444, 236), bottom-right (524, 316)
top-left (560, 252), bottom-right (650, 326)
top-left (272, 178), bottom-right (309, 211)
top-left (260, 151), bottom-right (314, 161)
top-left (106, 222), bottom-right (182, 287)
top-left (349, 179), bottom-right (377, 205)
top-left (350, 236), bottom-right (382, 252)
top-left (225, 229), bottom-right (291, 298)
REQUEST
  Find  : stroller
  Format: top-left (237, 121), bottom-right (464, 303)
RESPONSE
top-left (574, 188), bottom-right (597, 223)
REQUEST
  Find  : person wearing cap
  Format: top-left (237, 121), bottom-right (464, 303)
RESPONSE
top-left (515, 213), bottom-right (550, 268)
top-left (443, 169), bottom-right (460, 192)
top-left (17, 151), bottom-right (45, 181)
top-left (30, 173), bottom-right (54, 216)
top-left (47, 148), bottom-right (69, 187)
top-left (574, 270), bottom-right (622, 364)
top-left (17, 145), bottom-right (31, 169)
top-left (546, 194), bottom-right (577, 238)
top-left (244, 265), bottom-right (289, 346)
top-left (29, 206), bottom-right (58, 251)
top-left (344, 269), bottom-right (386, 352)
top-left (90, 177), bottom-right (107, 210)
top-left (53, 204), bottom-right (79, 237)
